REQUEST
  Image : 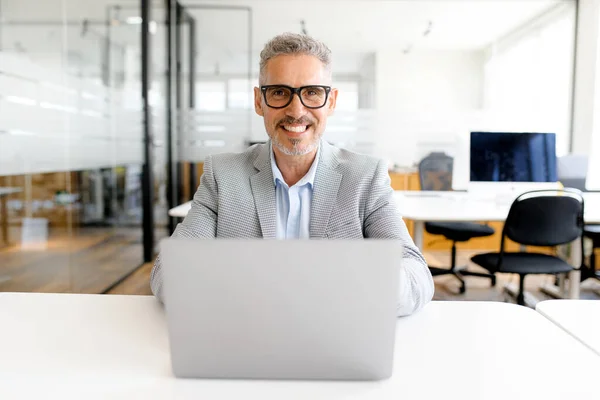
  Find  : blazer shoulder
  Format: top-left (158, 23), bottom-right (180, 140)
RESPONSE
top-left (333, 146), bottom-right (385, 174)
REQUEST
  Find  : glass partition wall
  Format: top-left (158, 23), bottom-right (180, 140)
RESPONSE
top-left (0, 0), bottom-right (167, 293)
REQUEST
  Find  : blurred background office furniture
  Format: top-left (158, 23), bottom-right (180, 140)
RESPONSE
top-left (555, 155), bottom-right (600, 282)
top-left (471, 189), bottom-right (584, 306)
top-left (418, 152), bottom-right (496, 293)
top-left (557, 154), bottom-right (589, 192)
top-left (396, 190), bottom-right (600, 300)
top-left (582, 225), bottom-right (600, 282)
top-left (0, 187), bottom-right (23, 246)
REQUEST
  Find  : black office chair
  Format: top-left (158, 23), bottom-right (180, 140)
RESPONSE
top-left (471, 189), bottom-right (584, 306)
top-left (582, 225), bottom-right (600, 281)
top-left (418, 152), bottom-right (496, 294)
top-left (555, 154), bottom-right (598, 283)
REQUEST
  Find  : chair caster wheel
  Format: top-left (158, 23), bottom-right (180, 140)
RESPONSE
top-left (491, 276), bottom-right (497, 287)
top-left (459, 284), bottom-right (466, 294)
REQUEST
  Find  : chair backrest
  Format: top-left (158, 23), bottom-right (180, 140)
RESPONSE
top-left (502, 189), bottom-right (584, 248)
top-left (418, 152), bottom-right (453, 191)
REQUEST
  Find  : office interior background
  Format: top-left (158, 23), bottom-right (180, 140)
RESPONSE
top-left (0, 0), bottom-right (598, 299)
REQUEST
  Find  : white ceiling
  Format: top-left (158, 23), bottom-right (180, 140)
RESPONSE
top-left (1, 0), bottom-right (570, 76)
top-left (183, 0), bottom-right (567, 74)
top-left (185, 0), bottom-right (565, 51)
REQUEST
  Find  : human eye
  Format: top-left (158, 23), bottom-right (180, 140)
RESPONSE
top-left (304, 87), bottom-right (324, 97)
top-left (267, 86), bottom-right (289, 98)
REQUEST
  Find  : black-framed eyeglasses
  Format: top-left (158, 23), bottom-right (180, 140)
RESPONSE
top-left (260, 85), bottom-right (332, 109)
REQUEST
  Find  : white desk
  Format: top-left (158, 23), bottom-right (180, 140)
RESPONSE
top-left (0, 293), bottom-right (598, 399)
top-left (396, 191), bottom-right (600, 300)
top-left (536, 300), bottom-right (600, 356)
top-left (169, 192), bottom-right (600, 227)
top-left (395, 191), bottom-right (600, 247)
top-left (169, 201), bottom-right (192, 218)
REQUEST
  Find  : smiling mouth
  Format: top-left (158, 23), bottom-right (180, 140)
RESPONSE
top-left (281, 125), bottom-right (310, 133)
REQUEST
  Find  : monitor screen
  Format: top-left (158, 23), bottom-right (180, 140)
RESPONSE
top-left (470, 132), bottom-right (557, 183)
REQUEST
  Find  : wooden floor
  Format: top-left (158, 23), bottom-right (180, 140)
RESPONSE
top-left (106, 261), bottom-right (153, 295)
top-left (0, 226), bottom-right (166, 294)
top-left (105, 250), bottom-right (600, 305)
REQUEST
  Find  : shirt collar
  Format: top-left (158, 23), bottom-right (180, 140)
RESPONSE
top-left (270, 143), bottom-right (320, 189)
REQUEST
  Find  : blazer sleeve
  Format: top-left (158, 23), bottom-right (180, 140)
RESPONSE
top-left (363, 159), bottom-right (434, 317)
top-left (150, 155), bottom-right (219, 302)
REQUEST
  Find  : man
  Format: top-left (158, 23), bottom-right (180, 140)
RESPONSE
top-left (151, 33), bottom-right (434, 316)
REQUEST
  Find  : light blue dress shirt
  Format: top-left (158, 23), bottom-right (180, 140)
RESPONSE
top-left (270, 145), bottom-right (320, 239)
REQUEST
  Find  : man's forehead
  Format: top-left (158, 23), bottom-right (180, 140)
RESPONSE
top-left (265, 54), bottom-right (324, 68)
top-left (262, 55), bottom-right (330, 84)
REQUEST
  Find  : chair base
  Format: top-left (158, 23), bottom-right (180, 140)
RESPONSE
top-left (429, 266), bottom-right (466, 294)
top-left (503, 282), bottom-right (539, 308)
top-left (580, 250), bottom-right (600, 282)
top-left (458, 269), bottom-right (497, 286)
top-left (428, 240), bottom-right (496, 295)
top-left (580, 266), bottom-right (600, 282)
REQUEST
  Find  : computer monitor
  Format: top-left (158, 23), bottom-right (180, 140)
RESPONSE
top-left (470, 132), bottom-right (557, 183)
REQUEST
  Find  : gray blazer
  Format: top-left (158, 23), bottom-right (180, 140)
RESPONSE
top-left (151, 140), bottom-right (434, 316)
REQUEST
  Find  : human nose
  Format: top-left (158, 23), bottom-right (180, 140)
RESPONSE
top-left (285, 92), bottom-right (308, 119)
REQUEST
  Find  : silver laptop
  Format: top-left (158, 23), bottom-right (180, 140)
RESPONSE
top-left (160, 239), bottom-right (400, 381)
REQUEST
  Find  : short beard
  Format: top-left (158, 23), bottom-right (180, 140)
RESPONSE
top-left (271, 134), bottom-right (320, 156)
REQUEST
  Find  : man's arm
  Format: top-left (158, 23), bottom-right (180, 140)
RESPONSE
top-left (150, 155), bottom-right (219, 302)
top-left (363, 159), bottom-right (434, 317)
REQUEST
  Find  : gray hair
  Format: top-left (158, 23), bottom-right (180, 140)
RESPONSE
top-left (259, 32), bottom-right (332, 84)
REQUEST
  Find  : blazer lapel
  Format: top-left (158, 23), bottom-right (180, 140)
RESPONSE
top-left (310, 141), bottom-right (342, 238)
top-left (250, 143), bottom-right (277, 239)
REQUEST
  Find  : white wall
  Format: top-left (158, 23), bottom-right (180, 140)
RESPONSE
top-left (571, 0), bottom-right (600, 190)
top-left (481, 2), bottom-right (575, 159)
top-left (572, 0), bottom-right (600, 156)
top-left (374, 49), bottom-right (485, 166)
top-left (357, 53), bottom-right (376, 109)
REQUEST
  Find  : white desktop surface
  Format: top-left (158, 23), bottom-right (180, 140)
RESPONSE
top-left (169, 201), bottom-right (192, 217)
top-left (0, 293), bottom-right (598, 399)
top-left (536, 300), bottom-right (600, 356)
top-left (169, 192), bottom-right (600, 222)
top-left (396, 191), bottom-right (508, 222)
top-left (395, 190), bottom-right (600, 224)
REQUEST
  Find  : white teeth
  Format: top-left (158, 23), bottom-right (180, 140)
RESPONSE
top-left (283, 125), bottom-right (307, 133)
